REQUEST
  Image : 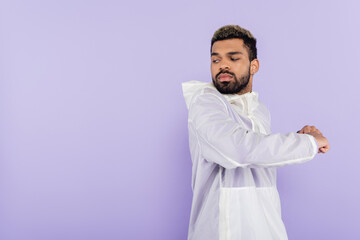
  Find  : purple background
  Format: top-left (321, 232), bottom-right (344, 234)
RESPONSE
top-left (1, 0), bottom-right (359, 239)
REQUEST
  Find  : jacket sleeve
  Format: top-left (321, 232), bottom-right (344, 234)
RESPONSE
top-left (189, 92), bottom-right (318, 169)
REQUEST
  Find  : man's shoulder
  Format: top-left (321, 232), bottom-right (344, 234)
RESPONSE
top-left (190, 87), bottom-right (228, 111)
top-left (182, 81), bottom-right (227, 110)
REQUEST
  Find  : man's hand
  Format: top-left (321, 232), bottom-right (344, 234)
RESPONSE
top-left (297, 125), bottom-right (330, 154)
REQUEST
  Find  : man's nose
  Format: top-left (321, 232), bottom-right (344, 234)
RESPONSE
top-left (220, 61), bottom-right (230, 71)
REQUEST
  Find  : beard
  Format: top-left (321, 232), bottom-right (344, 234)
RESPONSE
top-left (212, 67), bottom-right (251, 94)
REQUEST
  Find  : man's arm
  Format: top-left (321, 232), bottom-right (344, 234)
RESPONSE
top-left (189, 92), bottom-right (321, 169)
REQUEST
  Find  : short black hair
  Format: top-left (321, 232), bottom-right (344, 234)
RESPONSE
top-left (211, 25), bottom-right (257, 61)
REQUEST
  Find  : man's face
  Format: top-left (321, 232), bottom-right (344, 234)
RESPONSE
top-left (211, 39), bottom-right (251, 94)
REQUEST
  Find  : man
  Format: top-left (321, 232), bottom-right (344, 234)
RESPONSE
top-left (181, 25), bottom-right (330, 240)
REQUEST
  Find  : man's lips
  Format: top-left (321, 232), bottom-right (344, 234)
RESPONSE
top-left (218, 73), bottom-right (233, 82)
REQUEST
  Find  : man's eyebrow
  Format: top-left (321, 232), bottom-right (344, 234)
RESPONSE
top-left (227, 51), bottom-right (244, 55)
top-left (211, 51), bottom-right (244, 56)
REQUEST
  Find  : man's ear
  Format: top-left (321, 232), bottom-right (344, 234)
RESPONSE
top-left (250, 59), bottom-right (259, 75)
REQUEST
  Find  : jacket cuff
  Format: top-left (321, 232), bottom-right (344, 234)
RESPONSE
top-left (306, 134), bottom-right (318, 156)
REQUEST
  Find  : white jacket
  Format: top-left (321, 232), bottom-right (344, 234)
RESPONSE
top-left (182, 81), bottom-right (318, 240)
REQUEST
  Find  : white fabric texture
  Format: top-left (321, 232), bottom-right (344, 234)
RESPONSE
top-left (182, 80), bottom-right (318, 240)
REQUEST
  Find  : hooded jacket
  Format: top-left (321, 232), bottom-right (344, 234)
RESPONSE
top-left (182, 80), bottom-right (318, 240)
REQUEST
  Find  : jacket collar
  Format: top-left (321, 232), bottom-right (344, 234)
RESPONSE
top-left (223, 91), bottom-right (259, 114)
top-left (182, 80), bottom-right (259, 113)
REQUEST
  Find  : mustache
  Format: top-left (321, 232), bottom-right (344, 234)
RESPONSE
top-left (216, 70), bottom-right (235, 79)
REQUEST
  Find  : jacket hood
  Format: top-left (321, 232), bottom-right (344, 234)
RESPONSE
top-left (182, 81), bottom-right (216, 109)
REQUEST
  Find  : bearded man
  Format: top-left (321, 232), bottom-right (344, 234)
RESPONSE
top-left (182, 25), bottom-right (330, 240)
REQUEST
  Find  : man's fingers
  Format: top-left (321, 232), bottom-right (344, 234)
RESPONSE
top-left (319, 144), bottom-right (330, 153)
top-left (324, 144), bottom-right (330, 151)
top-left (319, 148), bottom-right (327, 153)
top-left (300, 125), bottom-right (315, 134)
top-left (313, 128), bottom-right (322, 135)
top-left (308, 126), bottom-right (320, 134)
top-left (303, 126), bottom-right (311, 133)
top-left (300, 125), bottom-right (322, 135)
